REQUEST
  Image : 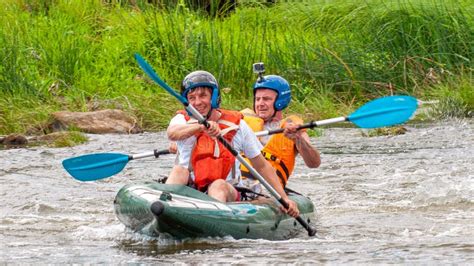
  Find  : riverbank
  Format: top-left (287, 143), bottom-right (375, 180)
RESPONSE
top-left (1, 0), bottom-right (472, 135)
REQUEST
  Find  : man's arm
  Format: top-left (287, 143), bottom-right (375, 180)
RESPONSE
top-left (284, 123), bottom-right (321, 168)
top-left (295, 131), bottom-right (321, 168)
top-left (167, 113), bottom-right (221, 141)
top-left (167, 123), bottom-right (203, 141)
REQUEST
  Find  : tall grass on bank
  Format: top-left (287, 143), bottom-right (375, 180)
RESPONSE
top-left (0, 0), bottom-right (472, 135)
top-left (426, 74), bottom-right (474, 118)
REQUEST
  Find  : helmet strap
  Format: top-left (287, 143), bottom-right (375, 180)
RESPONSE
top-left (207, 109), bottom-right (220, 121)
top-left (205, 109), bottom-right (212, 119)
top-left (270, 110), bottom-right (283, 122)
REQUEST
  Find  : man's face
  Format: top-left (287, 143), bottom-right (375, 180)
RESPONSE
top-left (255, 88), bottom-right (277, 121)
top-left (187, 87), bottom-right (213, 116)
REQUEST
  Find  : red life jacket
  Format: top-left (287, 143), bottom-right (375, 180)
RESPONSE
top-left (177, 109), bottom-right (242, 191)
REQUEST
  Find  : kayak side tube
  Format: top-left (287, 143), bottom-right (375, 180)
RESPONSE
top-left (114, 182), bottom-right (315, 240)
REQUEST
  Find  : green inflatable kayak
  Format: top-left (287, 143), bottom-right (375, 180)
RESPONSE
top-left (114, 182), bottom-right (315, 240)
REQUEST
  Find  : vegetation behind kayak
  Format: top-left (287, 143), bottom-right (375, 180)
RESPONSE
top-left (114, 182), bottom-right (315, 240)
top-left (1, 0), bottom-right (472, 135)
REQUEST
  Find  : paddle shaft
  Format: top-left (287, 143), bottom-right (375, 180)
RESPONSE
top-left (130, 149), bottom-right (170, 160)
top-left (255, 117), bottom-right (346, 137)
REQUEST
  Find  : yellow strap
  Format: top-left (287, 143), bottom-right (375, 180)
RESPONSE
top-left (261, 151), bottom-right (281, 164)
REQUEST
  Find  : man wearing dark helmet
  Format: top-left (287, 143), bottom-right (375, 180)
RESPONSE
top-left (165, 70), bottom-right (300, 218)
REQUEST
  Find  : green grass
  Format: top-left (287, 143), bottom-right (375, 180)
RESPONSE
top-left (49, 131), bottom-right (88, 147)
top-left (362, 126), bottom-right (408, 137)
top-left (426, 75), bottom-right (474, 118)
top-left (0, 0), bottom-right (472, 135)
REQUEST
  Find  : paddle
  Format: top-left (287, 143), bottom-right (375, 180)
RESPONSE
top-left (63, 94), bottom-right (417, 182)
top-left (255, 95), bottom-right (418, 137)
top-left (63, 149), bottom-right (170, 182)
top-left (134, 53), bottom-right (317, 236)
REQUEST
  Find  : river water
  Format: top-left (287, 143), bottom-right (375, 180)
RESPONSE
top-left (1, 119), bottom-right (473, 264)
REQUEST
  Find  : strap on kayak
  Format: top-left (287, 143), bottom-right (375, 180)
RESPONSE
top-left (155, 177), bottom-right (167, 183)
top-left (234, 186), bottom-right (269, 200)
top-left (284, 186), bottom-right (302, 196)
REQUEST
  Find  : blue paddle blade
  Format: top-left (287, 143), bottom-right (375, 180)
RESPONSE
top-left (348, 95), bottom-right (418, 128)
top-left (134, 53), bottom-right (188, 104)
top-left (62, 153), bottom-right (130, 181)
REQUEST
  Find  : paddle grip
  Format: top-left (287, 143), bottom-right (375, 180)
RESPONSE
top-left (299, 121), bottom-right (318, 129)
top-left (278, 198), bottom-right (317, 236)
top-left (265, 121), bottom-right (318, 136)
top-left (200, 119), bottom-right (211, 129)
top-left (154, 149), bottom-right (171, 158)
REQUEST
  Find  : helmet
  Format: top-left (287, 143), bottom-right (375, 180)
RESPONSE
top-left (253, 75), bottom-right (291, 111)
top-left (181, 71), bottom-right (220, 108)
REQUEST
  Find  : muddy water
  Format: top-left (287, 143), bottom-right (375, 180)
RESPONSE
top-left (1, 120), bottom-right (472, 264)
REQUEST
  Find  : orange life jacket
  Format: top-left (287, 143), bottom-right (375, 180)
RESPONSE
top-left (178, 109), bottom-right (242, 191)
top-left (241, 111), bottom-right (304, 187)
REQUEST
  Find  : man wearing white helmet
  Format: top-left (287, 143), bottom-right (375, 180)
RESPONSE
top-left (165, 70), bottom-right (300, 217)
top-left (240, 72), bottom-right (321, 193)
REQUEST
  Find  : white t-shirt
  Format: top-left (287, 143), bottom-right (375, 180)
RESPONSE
top-left (259, 120), bottom-right (281, 146)
top-left (169, 113), bottom-right (263, 183)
